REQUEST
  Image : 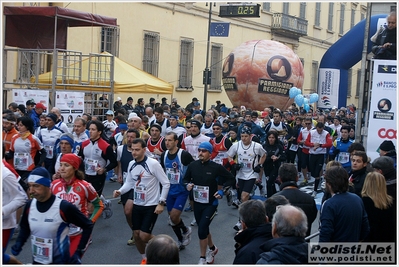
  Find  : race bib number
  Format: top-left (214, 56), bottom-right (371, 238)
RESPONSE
top-left (289, 144), bottom-right (298, 152)
top-left (193, 185), bottom-right (209, 204)
top-left (44, 146), bottom-right (53, 159)
top-left (214, 152), bottom-right (227, 165)
top-left (85, 159), bottom-right (98, 176)
top-left (31, 235), bottom-right (53, 264)
top-left (338, 152), bottom-right (350, 164)
top-left (134, 186), bottom-right (147, 204)
top-left (166, 168), bottom-right (180, 184)
top-left (14, 153), bottom-right (29, 170)
top-left (241, 159), bottom-right (252, 170)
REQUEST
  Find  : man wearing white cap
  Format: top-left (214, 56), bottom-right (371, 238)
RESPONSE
top-left (11, 167), bottom-right (94, 264)
top-left (113, 97), bottom-right (123, 112)
top-left (102, 110), bottom-right (117, 140)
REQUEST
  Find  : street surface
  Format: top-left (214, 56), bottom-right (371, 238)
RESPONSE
top-left (7, 175), bottom-right (321, 265)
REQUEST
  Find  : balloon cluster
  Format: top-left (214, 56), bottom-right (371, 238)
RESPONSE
top-left (289, 87), bottom-right (319, 112)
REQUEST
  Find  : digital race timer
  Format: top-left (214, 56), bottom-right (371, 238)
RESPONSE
top-left (219, 4), bottom-right (261, 18)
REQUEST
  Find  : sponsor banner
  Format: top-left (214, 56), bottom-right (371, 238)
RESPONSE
top-left (309, 242), bottom-right (395, 264)
top-left (367, 60), bottom-right (397, 161)
top-left (12, 89), bottom-right (49, 110)
top-left (55, 92), bottom-right (85, 132)
top-left (317, 68), bottom-right (340, 109)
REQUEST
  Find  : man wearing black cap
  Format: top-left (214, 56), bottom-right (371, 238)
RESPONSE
top-left (26, 100), bottom-right (36, 117)
top-left (186, 97), bottom-right (199, 111)
top-left (37, 113), bottom-right (64, 176)
top-left (378, 140), bottom-right (397, 163)
top-left (123, 97), bottom-right (135, 114)
top-left (149, 97), bottom-right (156, 110)
top-left (161, 97), bottom-right (169, 108)
top-left (372, 156), bottom-right (396, 200)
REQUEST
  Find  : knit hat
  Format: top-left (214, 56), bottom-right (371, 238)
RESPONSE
top-left (60, 153), bottom-right (81, 170)
top-left (379, 140), bottom-right (396, 152)
top-left (220, 107), bottom-right (228, 114)
top-left (128, 112), bottom-right (138, 120)
top-left (198, 142), bottom-right (213, 153)
top-left (212, 122), bottom-right (222, 128)
top-left (190, 119), bottom-right (202, 128)
top-left (28, 167), bottom-right (51, 187)
top-left (119, 123), bottom-right (128, 131)
top-left (46, 113), bottom-right (58, 123)
top-left (150, 123), bottom-right (162, 133)
top-left (169, 114), bottom-right (178, 120)
top-left (59, 133), bottom-right (74, 148)
top-left (17, 104), bottom-right (26, 114)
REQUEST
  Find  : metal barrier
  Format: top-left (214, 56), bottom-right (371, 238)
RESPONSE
top-left (305, 231), bottom-right (320, 241)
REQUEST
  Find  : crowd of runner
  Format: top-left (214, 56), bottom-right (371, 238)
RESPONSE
top-left (2, 96), bottom-right (397, 264)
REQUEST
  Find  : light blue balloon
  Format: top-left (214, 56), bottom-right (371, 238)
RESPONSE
top-left (303, 98), bottom-right (309, 105)
top-left (309, 93), bottom-right (319, 104)
top-left (294, 94), bottom-right (304, 106)
top-left (304, 104), bottom-right (310, 112)
top-left (289, 87), bottom-right (299, 98)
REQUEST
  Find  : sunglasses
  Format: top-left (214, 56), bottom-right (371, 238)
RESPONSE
top-left (197, 149), bottom-right (209, 153)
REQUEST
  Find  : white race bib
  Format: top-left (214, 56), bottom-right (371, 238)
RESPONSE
top-left (338, 152), bottom-right (350, 164)
top-left (166, 168), bottom-right (180, 184)
top-left (134, 186), bottom-right (147, 204)
top-left (193, 185), bottom-right (210, 204)
top-left (14, 153), bottom-right (29, 170)
top-left (289, 144), bottom-right (298, 152)
top-left (31, 235), bottom-right (53, 264)
top-left (84, 159), bottom-right (98, 175)
top-left (44, 146), bottom-right (53, 159)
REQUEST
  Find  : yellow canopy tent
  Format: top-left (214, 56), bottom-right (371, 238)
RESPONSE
top-left (31, 52), bottom-right (173, 94)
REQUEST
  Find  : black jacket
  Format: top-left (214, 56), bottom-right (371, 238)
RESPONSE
top-left (257, 236), bottom-right (308, 264)
top-left (275, 182), bottom-right (318, 237)
top-left (348, 167), bottom-right (368, 197)
top-left (233, 223), bottom-right (272, 264)
top-left (372, 27), bottom-right (396, 59)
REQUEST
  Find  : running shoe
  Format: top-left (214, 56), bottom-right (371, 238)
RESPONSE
top-left (102, 208), bottom-right (113, 219)
top-left (140, 258), bottom-right (147, 265)
top-left (232, 199), bottom-right (241, 208)
top-left (182, 226), bottom-right (192, 246)
top-left (190, 218), bottom-right (197, 226)
top-left (299, 179), bottom-right (308, 186)
top-left (109, 175), bottom-right (118, 182)
top-left (259, 185), bottom-right (266, 197)
top-left (206, 246), bottom-right (218, 264)
top-left (198, 258), bottom-right (207, 265)
top-left (226, 190), bottom-right (233, 206)
top-left (233, 220), bottom-right (242, 231)
top-left (127, 234), bottom-right (135, 246)
top-left (177, 241), bottom-right (185, 251)
top-left (184, 204), bottom-right (193, 212)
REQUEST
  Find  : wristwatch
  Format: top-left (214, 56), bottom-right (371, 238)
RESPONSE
top-left (158, 200), bottom-right (166, 206)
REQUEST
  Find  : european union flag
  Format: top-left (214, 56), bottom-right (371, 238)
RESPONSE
top-left (210, 22), bottom-right (230, 37)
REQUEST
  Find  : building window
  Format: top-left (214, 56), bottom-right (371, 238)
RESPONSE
top-left (311, 61), bottom-right (318, 92)
top-left (283, 3), bottom-right (289, 14)
top-left (143, 32), bottom-right (159, 76)
top-left (328, 3), bottom-right (334, 31)
top-left (347, 68), bottom-right (352, 97)
top-left (300, 3), bottom-right (306, 19)
top-left (350, 8), bottom-right (356, 28)
top-left (356, 69), bottom-right (361, 97)
top-left (263, 3), bottom-right (270, 12)
top-left (210, 44), bottom-right (223, 90)
top-left (179, 39), bottom-right (194, 88)
top-left (315, 3), bottom-right (321, 27)
top-left (339, 4), bottom-right (345, 35)
top-left (101, 27), bottom-right (119, 56)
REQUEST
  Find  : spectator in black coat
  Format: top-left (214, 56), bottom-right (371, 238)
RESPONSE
top-left (371, 156), bottom-right (397, 201)
top-left (348, 151), bottom-right (369, 197)
top-left (233, 200), bottom-right (272, 264)
top-left (274, 163), bottom-right (317, 237)
top-left (371, 12), bottom-right (396, 60)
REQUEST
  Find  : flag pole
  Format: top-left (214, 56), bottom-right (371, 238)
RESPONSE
top-left (203, 2), bottom-right (212, 111)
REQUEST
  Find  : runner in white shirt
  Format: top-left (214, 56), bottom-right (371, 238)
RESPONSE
top-left (113, 138), bottom-right (170, 263)
top-left (102, 110), bottom-right (117, 140)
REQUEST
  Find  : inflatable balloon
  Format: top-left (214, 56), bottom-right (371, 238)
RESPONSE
top-left (304, 104), bottom-right (310, 112)
top-left (222, 40), bottom-right (305, 111)
top-left (309, 93), bottom-right (319, 104)
top-left (289, 87), bottom-right (300, 98)
top-left (295, 94), bottom-right (304, 107)
top-left (303, 98), bottom-right (309, 105)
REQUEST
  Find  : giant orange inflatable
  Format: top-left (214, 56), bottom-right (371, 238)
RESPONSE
top-left (222, 40), bottom-right (304, 111)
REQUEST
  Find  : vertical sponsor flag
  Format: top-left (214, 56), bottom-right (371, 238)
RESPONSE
top-left (210, 22), bottom-right (230, 37)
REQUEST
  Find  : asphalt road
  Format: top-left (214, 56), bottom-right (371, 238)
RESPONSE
top-left (7, 175), bottom-right (321, 265)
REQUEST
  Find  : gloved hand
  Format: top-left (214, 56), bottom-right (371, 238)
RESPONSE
top-left (253, 164), bottom-right (262, 173)
top-left (11, 244), bottom-right (22, 256)
top-left (233, 163), bottom-right (241, 171)
top-left (332, 149), bottom-right (340, 157)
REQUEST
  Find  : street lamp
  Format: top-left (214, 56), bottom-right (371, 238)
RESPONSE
top-left (203, 2), bottom-right (214, 111)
